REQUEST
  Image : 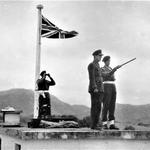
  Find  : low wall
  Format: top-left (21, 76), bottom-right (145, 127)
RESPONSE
top-left (0, 127), bottom-right (150, 150)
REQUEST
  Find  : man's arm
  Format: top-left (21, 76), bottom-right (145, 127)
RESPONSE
top-left (88, 63), bottom-right (97, 91)
top-left (47, 74), bottom-right (56, 86)
top-left (101, 66), bottom-right (120, 77)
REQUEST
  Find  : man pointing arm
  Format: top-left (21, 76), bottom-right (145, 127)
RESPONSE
top-left (101, 56), bottom-right (119, 130)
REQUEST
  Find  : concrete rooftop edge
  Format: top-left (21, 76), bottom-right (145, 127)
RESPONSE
top-left (0, 127), bottom-right (150, 141)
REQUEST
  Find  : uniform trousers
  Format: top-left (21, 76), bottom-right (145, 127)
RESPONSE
top-left (38, 92), bottom-right (51, 119)
top-left (102, 83), bottom-right (116, 122)
top-left (90, 92), bottom-right (104, 128)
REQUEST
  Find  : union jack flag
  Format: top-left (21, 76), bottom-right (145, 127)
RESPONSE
top-left (41, 15), bottom-right (78, 39)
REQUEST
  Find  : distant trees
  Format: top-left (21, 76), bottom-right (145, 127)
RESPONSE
top-left (78, 116), bottom-right (103, 127)
top-left (78, 116), bottom-right (91, 127)
top-left (137, 122), bottom-right (150, 127)
top-left (124, 125), bottom-right (135, 130)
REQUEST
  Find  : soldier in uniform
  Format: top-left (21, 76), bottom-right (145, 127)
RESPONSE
top-left (88, 49), bottom-right (104, 130)
top-left (101, 56), bottom-right (120, 130)
top-left (36, 71), bottom-right (56, 119)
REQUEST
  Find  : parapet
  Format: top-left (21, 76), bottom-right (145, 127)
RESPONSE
top-left (0, 127), bottom-right (150, 140)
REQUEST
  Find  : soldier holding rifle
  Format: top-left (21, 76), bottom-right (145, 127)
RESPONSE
top-left (101, 56), bottom-right (120, 130)
top-left (101, 56), bottom-right (136, 130)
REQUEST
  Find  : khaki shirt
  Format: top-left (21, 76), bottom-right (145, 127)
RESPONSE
top-left (101, 66), bottom-right (116, 81)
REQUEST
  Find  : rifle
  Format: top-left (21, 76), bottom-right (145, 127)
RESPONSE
top-left (118, 58), bottom-right (136, 69)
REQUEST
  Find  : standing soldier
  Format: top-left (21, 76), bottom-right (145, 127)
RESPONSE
top-left (101, 56), bottom-right (120, 130)
top-left (36, 70), bottom-right (56, 119)
top-left (88, 49), bottom-right (104, 130)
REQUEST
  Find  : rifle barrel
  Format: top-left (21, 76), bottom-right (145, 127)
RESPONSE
top-left (120, 58), bottom-right (136, 67)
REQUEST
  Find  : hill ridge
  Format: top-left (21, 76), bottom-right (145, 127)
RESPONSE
top-left (0, 88), bottom-right (150, 123)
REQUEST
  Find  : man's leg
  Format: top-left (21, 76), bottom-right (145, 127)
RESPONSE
top-left (90, 93), bottom-right (102, 129)
top-left (95, 92), bottom-right (103, 126)
top-left (102, 84), bottom-right (112, 128)
top-left (108, 85), bottom-right (119, 130)
top-left (38, 95), bottom-right (45, 119)
top-left (90, 93), bottom-right (97, 128)
top-left (45, 92), bottom-right (51, 117)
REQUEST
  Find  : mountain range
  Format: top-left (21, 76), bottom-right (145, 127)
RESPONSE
top-left (0, 88), bottom-right (150, 124)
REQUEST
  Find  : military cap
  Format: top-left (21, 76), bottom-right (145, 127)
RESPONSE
top-left (92, 49), bottom-right (103, 56)
top-left (102, 56), bottom-right (110, 62)
top-left (40, 70), bottom-right (46, 77)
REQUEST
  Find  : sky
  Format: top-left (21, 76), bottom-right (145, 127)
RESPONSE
top-left (0, 1), bottom-right (150, 106)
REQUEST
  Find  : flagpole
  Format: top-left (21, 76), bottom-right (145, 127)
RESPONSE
top-left (35, 4), bottom-right (43, 88)
top-left (34, 4), bottom-right (43, 119)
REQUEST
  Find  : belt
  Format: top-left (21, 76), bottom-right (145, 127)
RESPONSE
top-left (35, 90), bottom-right (49, 98)
top-left (103, 81), bottom-right (115, 84)
top-left (36, 90), bottom-right (49, 93)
